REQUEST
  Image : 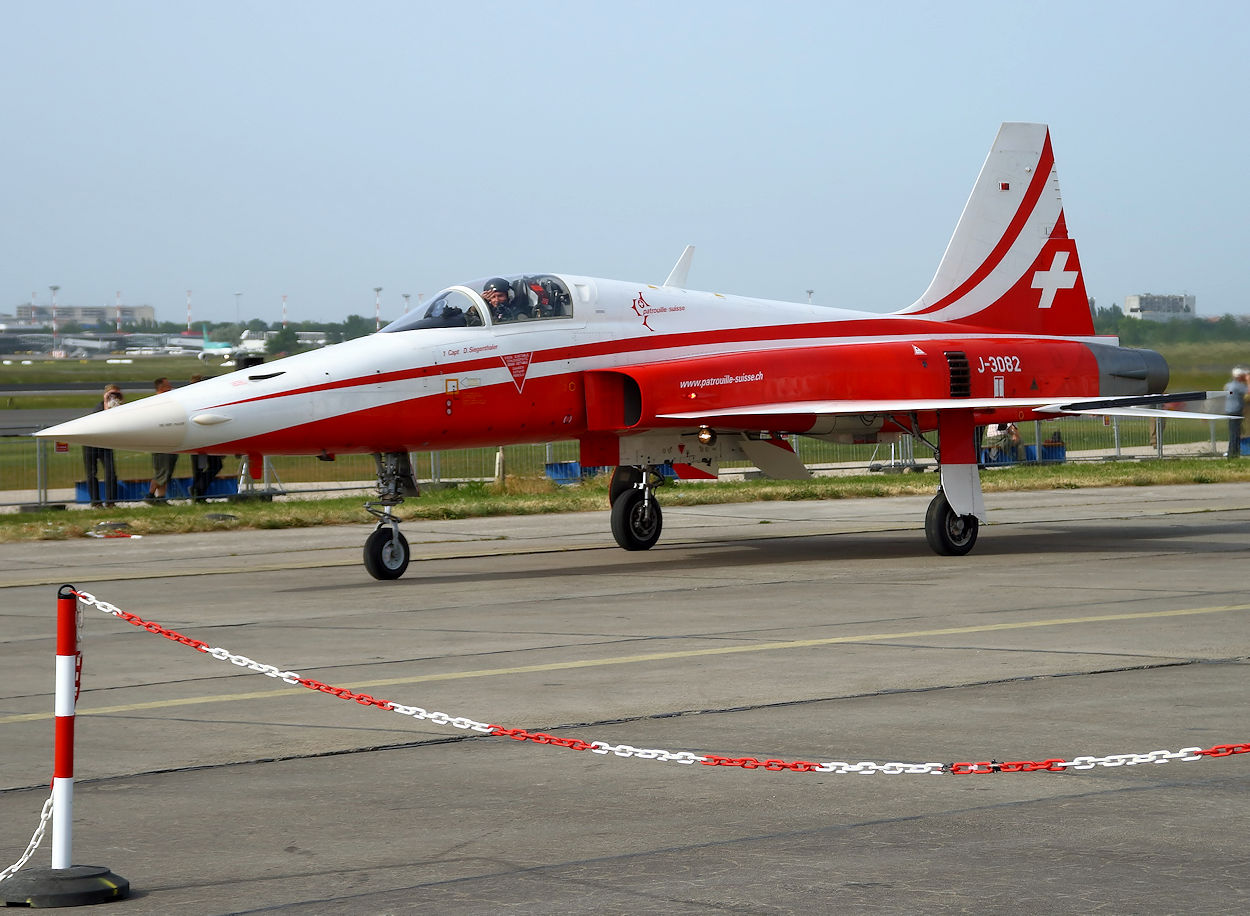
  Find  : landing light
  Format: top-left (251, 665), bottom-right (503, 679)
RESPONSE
top-left (696, 426), bottom-right (716, 446)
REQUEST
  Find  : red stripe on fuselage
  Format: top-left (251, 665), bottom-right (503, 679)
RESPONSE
top-left (199, 315), bottom-right (1059, 415)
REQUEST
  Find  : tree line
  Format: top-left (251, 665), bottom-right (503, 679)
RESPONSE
top-left (35, 315), bottom-right (382, 344)
top-left (1092, 306), bottom-right (1250, 345)
top-left (37, 307), bottom-right (1250, 350)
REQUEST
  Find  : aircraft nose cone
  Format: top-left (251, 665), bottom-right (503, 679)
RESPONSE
top-left (37, 396), bottom-right (189, 451)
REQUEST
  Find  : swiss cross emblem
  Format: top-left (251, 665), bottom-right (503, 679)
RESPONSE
top-left (1031, 251), bottom-right (1079, 309)
top-left (501, 352), bottom-right (533, 392)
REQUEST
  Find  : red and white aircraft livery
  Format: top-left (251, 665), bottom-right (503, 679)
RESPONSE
top-left (42, 123), bottom-right (1210, 579)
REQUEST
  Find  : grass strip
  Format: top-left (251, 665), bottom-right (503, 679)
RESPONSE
top-left (4, 458), bottom-right (1250, 543)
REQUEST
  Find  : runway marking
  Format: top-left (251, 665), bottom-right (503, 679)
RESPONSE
top-left (2, 602), bottom-right (1247, 725)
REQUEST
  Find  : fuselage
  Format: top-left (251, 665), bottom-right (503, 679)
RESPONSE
top-left (41, 272), bottom-right (1168, 459)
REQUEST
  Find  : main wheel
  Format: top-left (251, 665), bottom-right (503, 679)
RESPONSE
top-left (924, 490), bottom-right (978, 556)
top-left (610, 488), bottom-right (663, 550)
top-left (364, 527), bottom-right (410, 580)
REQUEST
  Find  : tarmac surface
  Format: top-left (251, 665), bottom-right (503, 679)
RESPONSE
top-left (1, 484), bottom-right (1248, 914)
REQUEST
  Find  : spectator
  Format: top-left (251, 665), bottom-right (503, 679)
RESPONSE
top-left (146, 377), bottom-right (179, 502)
top-left (191, 454), bottom-right (225, 500)
top-left (83, 384), bottom-right (123, 507)
top-left (1223, 367), bottom-right (1248, 458)
top-left (986, 422), bottom-right (1023, 461)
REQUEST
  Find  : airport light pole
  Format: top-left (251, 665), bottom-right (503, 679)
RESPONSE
top-left (234, 291), bottom-right (242, 326)
top-left (49, 285), bottom-right (60, 342)
top-left (402, 292), bottom-right (411, 314)
top-left (374, 287), bottom-right (383, 331)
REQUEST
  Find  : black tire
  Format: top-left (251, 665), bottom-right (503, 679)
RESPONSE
top-left (364, 527), bottom-right (410, 580)
top-left (610, 488), bottom-right (663, 551)
top-left (608, 465), bottom-right (642, 507)
top-left (924, 490), bottom-right (978, 556)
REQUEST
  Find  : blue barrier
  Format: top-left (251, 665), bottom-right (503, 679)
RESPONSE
top-left (1026, 444), bottom-right (1067, 462)
top-left (543, 462), bottom-right (607, 484)
top-left (75, 476), bottom-right (239, 504)
top-left (980, 444), bottom-right (1066, 466)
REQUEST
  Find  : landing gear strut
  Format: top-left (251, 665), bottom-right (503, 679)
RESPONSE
top-left (363, 452), bottom-right (419, 580)
top-left (924, 488), bottom-right (979, 556)
top-left (609, 465), bottom-right (667, 551)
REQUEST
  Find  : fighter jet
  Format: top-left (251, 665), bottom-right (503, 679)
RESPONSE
top-left (40, 123), bottom-right (1210, 579)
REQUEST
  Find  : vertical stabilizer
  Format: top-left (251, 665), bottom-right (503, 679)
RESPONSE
top-left (897, 123), bottom-right (1093, 336)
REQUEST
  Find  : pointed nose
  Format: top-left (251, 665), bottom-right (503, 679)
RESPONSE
top-left (37, 396), bottom-right (189, 451)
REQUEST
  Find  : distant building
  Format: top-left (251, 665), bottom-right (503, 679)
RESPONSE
top-left (16, 303), bottom-right (157, 326)
top-left (1124, 294), bottom-right (1196, 321)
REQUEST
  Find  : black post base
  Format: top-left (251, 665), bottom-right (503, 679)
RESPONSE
top-left (1, 865), bottom-right (129, 908)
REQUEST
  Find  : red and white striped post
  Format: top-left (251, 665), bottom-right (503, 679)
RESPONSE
top-left (52, 586), bottom-right (78, 869)
top-left (1, 587), bottom-right (129, 906)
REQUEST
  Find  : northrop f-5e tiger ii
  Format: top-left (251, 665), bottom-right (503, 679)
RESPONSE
top-left (42, 123), bottom-right (1212, 579)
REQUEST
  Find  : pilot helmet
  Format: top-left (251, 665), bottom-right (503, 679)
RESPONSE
top-left (482, 278), bottom-right (511, 296)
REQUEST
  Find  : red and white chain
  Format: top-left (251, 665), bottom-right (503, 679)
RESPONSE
top-left (0, 792), bottom-right (54, 884)
top-left (70, 590), bottom-right (1250, 777)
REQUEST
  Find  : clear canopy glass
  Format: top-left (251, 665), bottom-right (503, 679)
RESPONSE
top-left (380, 275), bottom-right (572, 333)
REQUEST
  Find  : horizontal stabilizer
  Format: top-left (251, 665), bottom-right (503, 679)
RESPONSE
top-left (1038, 390), bottom-right (1235, 420)
top-left (1040, 391), bottom-right (1207, 412)
top-left (1047, 406), bottom-right (1224, 420)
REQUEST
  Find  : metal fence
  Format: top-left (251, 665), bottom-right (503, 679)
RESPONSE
top-left (0, 415), bottom-right (1229, 510)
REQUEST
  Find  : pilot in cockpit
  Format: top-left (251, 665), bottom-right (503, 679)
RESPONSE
top-left (482, 278), bottom-right (516, 323)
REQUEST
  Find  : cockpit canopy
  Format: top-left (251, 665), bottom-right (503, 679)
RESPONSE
top-left (379, 275), bottom-right (573, 334)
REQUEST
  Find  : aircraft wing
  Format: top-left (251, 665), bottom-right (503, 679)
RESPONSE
top-left (657, 391), bottom-right (1225, 423)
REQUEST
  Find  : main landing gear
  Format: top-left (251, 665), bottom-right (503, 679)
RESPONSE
top-left (609, 465), bottom-right (667, 551)
top-left (363, 452), bottom-right (419, 580)
top-left (924, 488), bottom-right (979, 556)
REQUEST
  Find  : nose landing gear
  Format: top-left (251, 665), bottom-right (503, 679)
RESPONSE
top-left (363, 452), bottom-right (419, 580)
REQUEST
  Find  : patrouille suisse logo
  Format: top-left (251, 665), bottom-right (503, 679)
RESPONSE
top-left (501, 352), bottom-right (533, 392)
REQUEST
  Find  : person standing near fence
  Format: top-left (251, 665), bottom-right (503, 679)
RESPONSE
top-left (83, 385), bottom-right (123, 507)
top-left (985, 422), bottom-right (1023, 461)
top-left (145, 378), bottom-right (179, 502)
top-left (1223, 367), bottom-right (1248, 458)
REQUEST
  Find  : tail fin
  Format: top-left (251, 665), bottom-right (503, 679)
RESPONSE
top-left (897, 122), bottom-right (1094, 337)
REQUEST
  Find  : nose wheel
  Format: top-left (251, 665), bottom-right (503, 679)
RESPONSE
top-left (364, 525), bottom-right (410, 580)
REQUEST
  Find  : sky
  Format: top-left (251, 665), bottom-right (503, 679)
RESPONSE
top-left (3, 0), bottom-right (1248, 326)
